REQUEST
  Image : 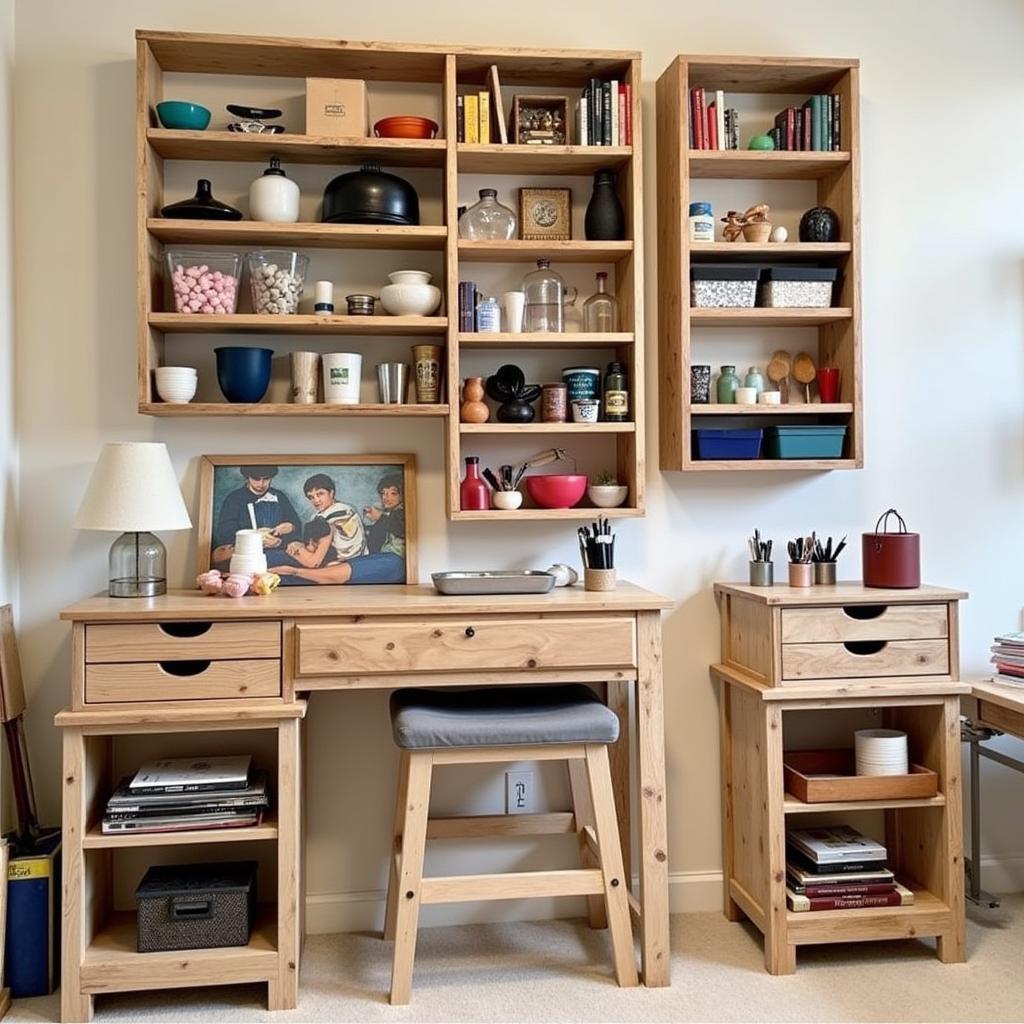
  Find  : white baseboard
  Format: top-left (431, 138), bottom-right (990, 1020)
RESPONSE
top-left (978, 853), bottom-right (1024, 894)
top-left (305, 869), bottom-right (724, 935)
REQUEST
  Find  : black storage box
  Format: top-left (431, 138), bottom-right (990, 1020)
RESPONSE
top-left (135, 861), bottom-right (257, 953)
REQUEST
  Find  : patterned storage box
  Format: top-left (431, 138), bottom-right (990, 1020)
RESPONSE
top-left (690, 265), bottom-right (759, 308)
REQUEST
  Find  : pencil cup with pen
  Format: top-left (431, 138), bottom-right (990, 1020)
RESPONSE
top-left (579, 518), bottom-right (616, 591)
top-left (748, 529), bottom-right (773, 586)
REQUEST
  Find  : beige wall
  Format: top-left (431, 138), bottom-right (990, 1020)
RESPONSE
top-left (11, 0), bottom-right (1024, 927)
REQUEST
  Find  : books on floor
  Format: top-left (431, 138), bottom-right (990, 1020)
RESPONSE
top-left (102, 760), bottom-right (269, 835)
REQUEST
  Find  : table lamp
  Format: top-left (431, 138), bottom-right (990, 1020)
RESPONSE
top-left (74, 442), bottom-right (192, 597)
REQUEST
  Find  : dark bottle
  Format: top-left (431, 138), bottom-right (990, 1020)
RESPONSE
top-left (603, 361), bottom-right (628, 422)
top-left (460, 456), bottom-right (490, 510)
top-left (584, 169), bottom-right (626, 241)
top-left (160, 178), bottom-right (243, 221)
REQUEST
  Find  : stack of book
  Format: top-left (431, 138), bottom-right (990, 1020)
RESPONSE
top-left (990, 631), bottom-right (1024, 684)
top-left (575, 79), bottom-right (633, 146)
top-left (769, 95), bottom-right (842, 151)
top-left (786, 825), bottom-right (915, 912)
top-left (100, 755), bottom-right (269, 835)
top-left (688, 88), bottom-right (739, 150)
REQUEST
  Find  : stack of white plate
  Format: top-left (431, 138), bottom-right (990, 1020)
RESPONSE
top-left (854, 729), bottom-right (909, 776)
top-left (154, 366), bottom-right (198, 404)
top-left (229, 528), bottom-right (268, 575)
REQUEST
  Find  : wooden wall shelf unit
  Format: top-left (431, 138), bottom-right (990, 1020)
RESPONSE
top-left (655, 55), bottom-right (862, 471)
top-left (712, 582), bottom-right (967, 974)
top-left (136, 30), bottom-right (645, 521)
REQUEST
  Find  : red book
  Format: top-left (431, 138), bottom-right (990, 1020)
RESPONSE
top-left (786, 107), bottom-right (796, 150)
top-left (692, 88), bottom-right (706, 149)
top-left (788, 882), bottom-right (914, 912)
top-left (623, 83), bottom-right (632, 144)
top-left (707, 102), bottom-right (718, 150)
top-left (796, 882), bottom-right (898, 898)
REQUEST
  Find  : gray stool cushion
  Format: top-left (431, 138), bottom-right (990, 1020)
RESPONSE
top-left (390, 684), bottom-right (619, 750)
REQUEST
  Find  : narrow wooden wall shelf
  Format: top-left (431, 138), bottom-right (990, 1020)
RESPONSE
top-left (457, 332), bottom-right (633, 348)
top-left (689, 308), bottom-right (852, 327)
top-left (460, 422), bottom-right (635, 434)
top-left (149, 313), bottom-right (448, 335)
top-left (456, 143), bottom-right (632, 174)
top-left (457, 240), bottom-right (634, 263)
top-left (142, 402), bottom-right (450, 418)
top-left (688, 150), bottom-right (851, 179)
top-left (149, 219), bottom-right (448, 250)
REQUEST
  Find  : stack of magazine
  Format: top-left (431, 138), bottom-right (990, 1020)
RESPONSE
top-left (990, 631), bottom-right (1024, 684)
top-left (101, 755), bottom-right (269, 835)
top-left (785, 825), bottom-right (914, 912)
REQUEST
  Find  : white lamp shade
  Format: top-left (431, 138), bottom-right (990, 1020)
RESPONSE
top-left (74, 442), bottom-right (192, 532)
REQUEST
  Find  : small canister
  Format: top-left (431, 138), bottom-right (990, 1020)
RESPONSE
top-left (314, 280), bottom-right (334, 316)
top-left (863, 509), bottom-right (921, 588)
top-left (346, 294), bottom-right (376, 316)
top-left (562, 366), bottom-right (600, 403)
top-left (541, 383), bottom-right (568, 422)
top-left (688, 201), bottom-right (714, 242)
top-left (476, 295), bottom-right (501, 333)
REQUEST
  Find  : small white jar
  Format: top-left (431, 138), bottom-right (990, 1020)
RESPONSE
top-left (249, 156), bottom-right (300, 223)
top-left (688, 201), bottom-right (714, 242)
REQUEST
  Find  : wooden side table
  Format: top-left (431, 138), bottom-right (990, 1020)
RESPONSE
top-left (712, 582), bottom-right (968, 974)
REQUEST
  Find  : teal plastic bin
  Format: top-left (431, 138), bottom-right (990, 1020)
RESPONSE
top-left (766, 425), bottom-right (847, 459)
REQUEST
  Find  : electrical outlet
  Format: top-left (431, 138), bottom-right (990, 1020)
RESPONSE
top-left (506, 770), bottom-right (534, 814)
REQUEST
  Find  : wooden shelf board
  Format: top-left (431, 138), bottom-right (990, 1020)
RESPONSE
top-left (451, 506), bottom-right (642, 521)
top-left (692, 403), bottom-right (853, 415)
top-left (458, 332), bottom-right (633, 348)
top-left (147, 128), bottom-right (447, 167)
top-left (690, 242), bottom-right (851, 259)
top-left (458, 240), bottom-right (633, 263)
top-left (149, 313), bottom-right (447, 336)
top-left (457, 143), bottom-right (632, 175)
top-left (690, 307), bottom-right (851, 327)
top-left (142, 402), bottom-right (449, 418)
top-left (149, 219), bottom-right (447, 250)
top-left (688, 150), bottom-right (851, 180)
top-left (83, 815), bottom-right (279, 849)
top-left (681, 56), bottom-right (856, 94)
top-left (786, 886), bottom-right (949, 939)
top-left (686, 458), bottom-right (859, 472)
top-left (460, 422), bottom-right (635, 434)
top-left (783, 794), bottom-right (946, 814)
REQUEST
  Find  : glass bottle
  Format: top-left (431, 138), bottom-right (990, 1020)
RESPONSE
top-left (744, 366), bottom-right (765, 395)
top-left (460, 456), bottom-right (490, 511)
top-left (475, 295), bottom-right (501, 333)
top-left (582, 272), bottom-right (618, 333)
top-left (458, 188), bottom-right (517, 240)
top-left (603, 361), bottom-right (628, 422)
top-left (522, 259), bottom-right (575, 333)
top-left (717, 365), bottom-right (740, 403)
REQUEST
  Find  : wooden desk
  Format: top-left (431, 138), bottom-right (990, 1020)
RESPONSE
top-left (57, 583), bottom-right (671, 1020)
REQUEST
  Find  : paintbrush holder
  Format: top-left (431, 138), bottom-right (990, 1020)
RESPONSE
top-left (814, 561), bottom-right (837, 585)
top-left (584, 568), bottom-right (616, 592)
top-left (788, 562), bottom-right (813, 588)
top-left (749, 561), bottom-right (774, 587)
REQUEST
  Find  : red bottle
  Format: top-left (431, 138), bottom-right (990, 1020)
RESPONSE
top-left (460, 456), bottom-right (490, 510)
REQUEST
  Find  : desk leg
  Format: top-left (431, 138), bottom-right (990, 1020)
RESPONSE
top-left (271, 718), bottom-right (301, 1011)
top-left (61, 727), bottom-right (93, 1023)
top-left (636, 610), bottom-right (669, 986)
top-left (606, 678), bottom-right (632, 893)
top-left (718, 682), bottom-right (743, 922)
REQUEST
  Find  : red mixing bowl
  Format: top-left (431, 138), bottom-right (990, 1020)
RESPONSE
top-left (373, 116), bottom-right (439, 139)
top-left (525, 474), bottom-right (587, 509)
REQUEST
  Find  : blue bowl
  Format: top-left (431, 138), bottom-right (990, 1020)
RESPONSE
top-left (215, 347), bottom-right (273, 404)
top-left (156, 101), bottom-right (211, 131)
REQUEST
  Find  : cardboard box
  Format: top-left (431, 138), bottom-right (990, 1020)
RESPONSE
top-left (305, 78), bottom-right (368, 138)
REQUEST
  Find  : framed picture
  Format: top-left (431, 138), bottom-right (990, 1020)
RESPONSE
top-left (510, 95), bottom-right (568, 146)
top-left (197, 454), bottom-right (417, 586)
top-left (519, 187), bottom-right (572, 241)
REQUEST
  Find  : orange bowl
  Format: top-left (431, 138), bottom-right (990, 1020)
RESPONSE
top-left (374, 116), bottom-right (439, 140)
top-left (525, 474), bottom-right (588, 509)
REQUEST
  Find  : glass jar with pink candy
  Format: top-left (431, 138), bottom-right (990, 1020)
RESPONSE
top-left (165, 249), bottom-right (242, 315)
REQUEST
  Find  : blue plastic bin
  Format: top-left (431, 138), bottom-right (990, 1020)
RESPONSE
top-left (694, 428), bottom-right (763, 460)
top-left (766, 425), bottom-right (847, 459)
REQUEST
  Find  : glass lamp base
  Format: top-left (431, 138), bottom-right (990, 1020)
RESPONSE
top-left (108, 532), bottom-right (169, 598)
top-left (108, 577), bottom-right (167, 598)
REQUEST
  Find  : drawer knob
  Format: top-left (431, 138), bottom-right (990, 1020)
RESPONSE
top-left (843, 640), bottom-right (888, 656)
top-left (159, 659), bottom-right (211, 676)
top-left (465, 626), bottom-right (476, 638)
top-left (842, 605), bottom-right (887, 621)
top-left (158, 621), bottom-right (213, 638)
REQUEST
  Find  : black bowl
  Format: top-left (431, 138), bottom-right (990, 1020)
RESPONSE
top-left (321, 164), bottom-right (419, 226)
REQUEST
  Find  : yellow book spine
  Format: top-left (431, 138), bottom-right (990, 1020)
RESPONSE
top-left (465, 94), bottom-right (479, 144)
top-left (478, 91), bottom-right (491, 145)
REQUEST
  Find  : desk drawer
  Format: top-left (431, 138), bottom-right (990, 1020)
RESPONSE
top-left (85, 660), bottom-right (281, 703)
top-left (781, 639), bottom-right (949, 682)
top-left (295, 616), bottom-right (636, 676)
top-left (780, 604), bottom-right (949, 644)
top-left (85, 622), bottom-right (281, 663)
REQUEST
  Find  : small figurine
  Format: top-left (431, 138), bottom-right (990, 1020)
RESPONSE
top-left (770, 225), bottom-right (789, 243)
top-left (721, 204), bottom-right (772, 243)
top-left (196, 569), bottom-right (282, 598)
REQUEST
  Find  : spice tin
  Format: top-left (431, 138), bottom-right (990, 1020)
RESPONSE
top-left (541, 383), bottom-right (568, 422)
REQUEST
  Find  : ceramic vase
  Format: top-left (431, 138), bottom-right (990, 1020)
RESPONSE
top-left (379, 270), bottom-right (441, 316)
top-left (460, 377), bottom-right (489, 423)
top-left (290, 351), bottom-right (319, 404)
top-left (584, 170), bottom-right (626, 241)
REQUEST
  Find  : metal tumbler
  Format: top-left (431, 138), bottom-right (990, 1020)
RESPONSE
top-left (749, 561), bottom-right (774, 587)
top-left (376, 362), bottom-right (409, 404)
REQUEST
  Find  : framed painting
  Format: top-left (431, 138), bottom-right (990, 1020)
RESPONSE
top-left (197, 454), bottom-right (417, 586)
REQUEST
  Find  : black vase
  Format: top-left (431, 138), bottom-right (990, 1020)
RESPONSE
top-left (584, 170), bottom-right (625, 241)
top-left (799, 206), bottom-right (840, 242)
top-left (160, 179), bottom-right (243, 221)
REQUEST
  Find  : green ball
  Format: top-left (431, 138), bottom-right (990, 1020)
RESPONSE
top-left (747, 133), bottom-right (775, 151)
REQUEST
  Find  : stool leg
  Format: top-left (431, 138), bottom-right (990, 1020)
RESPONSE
top-left (390, 751), bottom-right (433, 1005)
top-left (383, 750), bottom-right (411, 941)
top-left (585, 743), bottom-right (639, 987)
top-left (567, 757), bottom-right (608, 929)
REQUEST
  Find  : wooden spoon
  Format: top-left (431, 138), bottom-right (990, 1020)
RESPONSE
top-left (793, 351), bottom-right (817, 403)
top-left (767, 349), bottom-right (791, 403)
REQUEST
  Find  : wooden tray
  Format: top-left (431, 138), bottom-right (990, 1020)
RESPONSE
top-left (783, 748), bottom-right (939, 803)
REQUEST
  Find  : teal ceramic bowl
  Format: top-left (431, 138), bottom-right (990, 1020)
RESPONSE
top-left (156, 101), bottom-right (211, 131)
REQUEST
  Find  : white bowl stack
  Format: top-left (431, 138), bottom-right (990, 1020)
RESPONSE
top-left (229, 528), bottom-right (268, 575)
top-left (154, 366), bottom-right (198, 404)
top-left (854, 729), bottom-right (909, 776)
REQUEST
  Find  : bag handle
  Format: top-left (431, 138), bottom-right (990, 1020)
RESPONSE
top-left (873, 508), bottom-right (908, 535)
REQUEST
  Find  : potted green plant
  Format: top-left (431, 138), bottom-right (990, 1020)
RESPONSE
top-left (588, 471), bottom-right (628, 509)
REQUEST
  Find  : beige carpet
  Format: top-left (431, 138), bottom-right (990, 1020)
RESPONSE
top-left (10, 897), bottom-right (1024, 1022)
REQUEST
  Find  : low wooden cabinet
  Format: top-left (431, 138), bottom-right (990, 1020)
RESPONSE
top-left (712, 581), bottom-right (968, 974)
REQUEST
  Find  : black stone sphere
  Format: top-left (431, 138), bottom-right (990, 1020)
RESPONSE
top-left (799, 206), bottom-right (840, 243)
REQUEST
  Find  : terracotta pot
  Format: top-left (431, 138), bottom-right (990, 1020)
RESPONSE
top-left (742, 221), bottom-right (772, 243)
top-left (460, 377), bottom-right (489, 423)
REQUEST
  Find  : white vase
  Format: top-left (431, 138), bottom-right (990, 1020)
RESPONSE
top-left (492, 490), bottom-right (524, 510)
top-left (587, 484), bottom-right (628, 508)
top-left (380, 270), bottom-right (441, 317)
top-left (322, 352), bottom-right (362, 404)
top-left (249, 157), bottom-right (300, 223)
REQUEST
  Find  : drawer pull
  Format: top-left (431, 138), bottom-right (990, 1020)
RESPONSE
top-left (842, 605), bottom-right (887, 621)
top-left (843, 640), bottom-right (888, 656)
top-left (157, 622), bottom-right (213, 638)
top-left (465, 626), bottom-right (476, 638)
top-left (159, 660), bottom-right (211, 676)
top-left (171, 898), bottom-right (212, 920)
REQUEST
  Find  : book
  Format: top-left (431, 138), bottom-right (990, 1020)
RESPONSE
top-left (488, 65), bottom-right (507, 144)
top-left (623, 83), bottom-right (632, 145)
top-left (787, 878), bottom-right (898, 898)
top-left (478, 90), bottom-right (490, 145)
top-left (833, 92), bottom-right (841, 149)
top-left (617, 84), bottom-right (626, 146)
top-left (101, 809), bottom-right (261, 835)
top-left (994, 674), bottom-right (1024, 687)
top-left (787, 849), bottom-right (891, 877)
top-left (787, 825), bottom-right (887, 864)
top-left (787, 860), bottom-right (895, 886)
top-left (691, 88), bottom-right (705, 149)
top-left (458, 281), bottom-right (476, 332)
top-left (714, 89), bottom-right (725, 151)
top-left (129, 755), bottom-right (250, 793)
top-left (107, 770), bottom-right (269, 810)
top-left (456, 95), bottom-right (465, 143)
top-left (787, 880), bottom-right (915, 913)
top-left (579, 94), bottom-right (589, 145)
top-left (465, 93), bottom-right (479, 144)
top-left (603, 81), bottom-right (613, 145)
top-left (609, 79), bottom-right (619, 148)
top-left (994, 632), bottom-right (1024, 646)
top-left (707, 103), bottom-right (718, 150)
top-left (590, 78), bottom-right (602, 149)
top-left (794, 108), bottom-right (804, 151)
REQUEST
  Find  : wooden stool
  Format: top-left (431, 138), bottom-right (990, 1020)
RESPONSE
top-left (383, 684), bottom-right (637, 1004)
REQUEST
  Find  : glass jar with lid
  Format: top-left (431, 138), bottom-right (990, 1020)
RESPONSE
top-left (458, 188), bottom-right (517, 240)
top-left (582, 272), bottom-right (618, 332)
top-left (522, 259), bottom-right (577, 333)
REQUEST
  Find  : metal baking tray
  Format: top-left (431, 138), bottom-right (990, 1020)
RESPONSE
top-left (431, 571), bottom-right (555, 596)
